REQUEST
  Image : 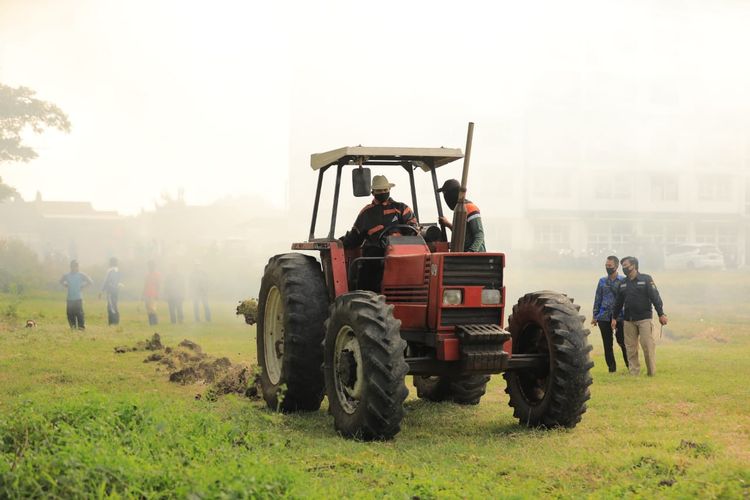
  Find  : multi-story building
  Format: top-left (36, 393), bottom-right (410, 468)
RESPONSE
top-left (478, 98), bottom-right (750, 268)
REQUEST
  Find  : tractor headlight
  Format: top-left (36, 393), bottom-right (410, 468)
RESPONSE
top-left (481, 289), bottom-right (501, 305)
top-left (442, 289), bottom-right (462, 305)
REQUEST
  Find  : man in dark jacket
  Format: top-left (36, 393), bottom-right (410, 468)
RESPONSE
top-left (436, 179), bottom-right (485, 252)
top-left (340, 174), bottom-right (418, 291)
top-left (592, 255), bottom-right (628, 372)
top-left (611, 256), bottom-right (668, 376)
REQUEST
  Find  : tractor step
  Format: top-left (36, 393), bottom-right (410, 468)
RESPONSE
top-left (455, 324), bottom-right (511, 345)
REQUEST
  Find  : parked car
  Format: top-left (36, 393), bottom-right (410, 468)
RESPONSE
top-left (664, 244), bottom-right (725, 270)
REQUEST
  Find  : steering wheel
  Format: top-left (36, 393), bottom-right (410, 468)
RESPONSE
top-left (376, 224), bottom-right (420, 248)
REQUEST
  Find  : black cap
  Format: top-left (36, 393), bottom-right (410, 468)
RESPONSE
top-left (437, 179), bottom-right (460, 193)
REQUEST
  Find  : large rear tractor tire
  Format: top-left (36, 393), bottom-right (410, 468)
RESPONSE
top-left (324, 291), bottom-right (409, 440)
top-left (413, 374), bottom-right (491, 405)
top-left (503, 291), bottom-right (593, 428)
top-left (257, 253), bottom-right (329, 412)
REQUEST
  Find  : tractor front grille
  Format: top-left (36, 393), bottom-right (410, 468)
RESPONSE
top-left (442, 255), bottom-right (502, 288)
top-left (441, 308), bottom-right (501, 326)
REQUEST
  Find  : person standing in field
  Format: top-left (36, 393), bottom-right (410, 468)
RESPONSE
top-left (611, 256), bottom-right (668, 376)
top-left (60, 260), bottom-right (93, 330)
top-left (591, 255), bottom-right (628, 372)
top-left (164, 265), bottom-right (186, 324)
top-left (142, 260), bottom-right (161, 326)
top-left (190, 262), bottom-right (211, 322)
top-left (100, 257), bottom-right (122, 326)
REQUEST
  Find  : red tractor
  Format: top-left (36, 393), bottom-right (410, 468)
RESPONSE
top-left (256, 145), bottom-right (593, 440)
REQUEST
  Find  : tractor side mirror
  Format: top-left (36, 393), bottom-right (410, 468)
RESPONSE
top-left (352, 168), bottom-right (372, 197)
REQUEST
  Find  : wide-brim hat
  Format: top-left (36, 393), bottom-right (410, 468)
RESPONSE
top-left (372, 175), bottom-right (395, 190)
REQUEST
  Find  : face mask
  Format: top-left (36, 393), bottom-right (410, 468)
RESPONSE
top-left (622, 266), bottom-right (632, 275)
top-left (606, 267), bottom-right (616, 275)
top-left (374, 192), bottom-right (389, 203)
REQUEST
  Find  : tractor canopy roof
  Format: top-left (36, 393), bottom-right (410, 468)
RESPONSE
top-left (310, 146), bottom-right (463, 172)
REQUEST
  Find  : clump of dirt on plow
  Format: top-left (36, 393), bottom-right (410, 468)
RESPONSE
top-left (115, 334), bottom-right (259, 399)
top-left (236, 298), bottom-right (258, 325)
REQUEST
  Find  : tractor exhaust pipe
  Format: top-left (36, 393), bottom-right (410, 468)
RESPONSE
top-left (450, 122), bottom-right (474, 252)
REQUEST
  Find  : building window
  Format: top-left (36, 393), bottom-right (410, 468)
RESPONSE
top-left (531, 172), bottom-right (570, 198)
top-left (663, 223), bottom-right (688, 244)
top-left (651, 175), bottom-right (679, 202)
top-left (594, 175), bottom-right (631, 200)
top-left (698, 175), bottom-right (731, 202)
top-left (535, 222), bottom-right (569, 250)
top-left (695, 223), bottom-right (736, 246)
top-left (586, 222), bottom-right (633, 254)
top-left (641, 222), bottom-right (665, 244)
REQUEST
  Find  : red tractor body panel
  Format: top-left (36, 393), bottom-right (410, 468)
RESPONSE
top-left (382, 243), bottom-right (431, 330)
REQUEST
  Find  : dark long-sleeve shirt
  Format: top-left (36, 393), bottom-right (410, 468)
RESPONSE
top-left (340, 197), bottom-right (417, 249)
top-left (612, 272), bottom-right (665, 321)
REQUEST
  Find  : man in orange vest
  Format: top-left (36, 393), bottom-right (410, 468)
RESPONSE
top-left (437, 179), bottom-right (486, 252)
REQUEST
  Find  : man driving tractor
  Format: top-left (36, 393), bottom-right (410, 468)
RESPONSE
top-left (339, 174), bottom-right (418, 291)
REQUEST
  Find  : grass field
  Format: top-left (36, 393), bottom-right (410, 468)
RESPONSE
top-left (1, 270), bottom-right (749, 498)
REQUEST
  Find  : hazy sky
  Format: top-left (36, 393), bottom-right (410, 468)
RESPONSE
top-left (1, 0), bottom-right (749, 215)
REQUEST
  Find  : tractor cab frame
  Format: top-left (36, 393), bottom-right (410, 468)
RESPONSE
top-left (293, 147), bottom-right (466, 301)
top-left (305, 146), bottom-right (462, 243)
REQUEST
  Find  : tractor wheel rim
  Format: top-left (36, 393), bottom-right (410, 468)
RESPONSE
top-left (518, 322), bottom-right (550, 404)
top-left (263, 285), bottom-right (284, 385)
top-left (333, 325), bottom-right (364, 415)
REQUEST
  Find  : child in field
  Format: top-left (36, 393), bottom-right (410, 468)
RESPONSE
top-left (60, 260), bottom-right (93, 329)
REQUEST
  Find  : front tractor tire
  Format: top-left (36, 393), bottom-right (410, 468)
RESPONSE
top-left (503, 291), bottom-right (594, 428)
top-left (257, 253), bottom-right (329, 412)
top-left (413, 374), bottom-right (491, 405)
top-left (324, 292), bottom-right (409, 441)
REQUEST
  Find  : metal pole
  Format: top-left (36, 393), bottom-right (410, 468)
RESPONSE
top-left (431, 163), bottom-right (447, 242)
top-left (328, 164), bottom-right (343, 240)
top-left (404, 163), bottom-right (419, 223)
top-left (309, 167), bottom-right (328, 241)
top-left (451, 122), bottom-right (474, 252)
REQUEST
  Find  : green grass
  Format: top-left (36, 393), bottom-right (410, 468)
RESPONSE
top-left (1, 271), bottom-right (749, 498)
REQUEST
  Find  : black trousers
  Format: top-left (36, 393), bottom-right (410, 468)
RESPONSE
top-left (597, 320), bottom-right (628, 372)
top-left (66, 299), bottom-right (85, 329)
